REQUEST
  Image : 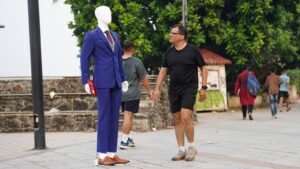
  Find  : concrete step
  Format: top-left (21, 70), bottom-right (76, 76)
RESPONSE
top-left (0, 110), bottom-right (151, 132)
top-left (0, 92), bottom-right (154, 112)
top-left (0, 76), bottom-right (159, 94)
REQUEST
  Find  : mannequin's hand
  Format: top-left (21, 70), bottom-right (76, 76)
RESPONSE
top-left (122, 81), bottom-right (129, 92)
top-left (84, 83), bottom-right (91, 94)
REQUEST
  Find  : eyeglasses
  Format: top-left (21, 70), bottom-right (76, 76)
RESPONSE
top-left (170, 32), bottom-right (183, 35)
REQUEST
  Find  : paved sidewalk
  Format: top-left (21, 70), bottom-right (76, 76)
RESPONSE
top-left (0, 101), bottom-right (299, 169)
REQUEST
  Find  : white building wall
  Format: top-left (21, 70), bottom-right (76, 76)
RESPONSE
top-left (0, 0), bottom-right (80, 77)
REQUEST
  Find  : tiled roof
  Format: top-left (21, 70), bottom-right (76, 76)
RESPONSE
top-left (199, 48), bottom-right (232, 65)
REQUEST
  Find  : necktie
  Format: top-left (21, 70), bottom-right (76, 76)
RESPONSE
top-left (104, 30), bottom-right (114, 47)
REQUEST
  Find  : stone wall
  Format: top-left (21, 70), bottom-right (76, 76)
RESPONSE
top-left (0, 76), bottom-right (172, 132)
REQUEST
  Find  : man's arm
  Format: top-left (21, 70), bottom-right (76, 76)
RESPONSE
top-left (199, 66), bottom-right (208, 102)
top-left (264, 76), bottom-right (269, 90)
top-left (153, 67), bottom-right (168, 103)
top-left (140, 76), bottom-right (153, 98)
top-left (200, 66), bottom-right (208, 87)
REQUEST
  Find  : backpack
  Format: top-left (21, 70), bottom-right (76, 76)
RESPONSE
top-left (247, 71), bottom-right (260, 96)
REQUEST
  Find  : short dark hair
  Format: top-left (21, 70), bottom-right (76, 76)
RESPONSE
top-left (171, 24), bottom-right (188, 40)
top-left (123, 41), bottom-right (135, 51)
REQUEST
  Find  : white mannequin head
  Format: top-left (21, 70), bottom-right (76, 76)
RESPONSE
top-left (95, 6), bottom-right (112, 31)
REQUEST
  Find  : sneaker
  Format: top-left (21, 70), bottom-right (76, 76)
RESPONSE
top-left (128, 138), bottom-right (136, 147)
top-left (120, 139), bottom-right (135, 150)
top-left (249, 113), bottom-right (253, 120)
top-left (171, 150), bottom-right (186, 161)
top-left (185, 147), bottom-right (197, 161)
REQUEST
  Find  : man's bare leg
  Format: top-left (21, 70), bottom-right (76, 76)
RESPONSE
top-left (172, 111), bottom-right (186, 161)
top-left (181, 108), bottom-right (197, 161)
top-left (122, 111), bottom-right (133, 135)
top-left (279, 97), bottom-right (284, 112)
top-left (286, 97), bottom-right (291, 111)
top-left (181, 108), bottom-right (194, 143)
top-left (120, 111), bottom-right (134, 149)
top-left (174, 111), bottom-right (185, 147)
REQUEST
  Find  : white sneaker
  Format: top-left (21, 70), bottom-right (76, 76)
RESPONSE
top-left (185, 147), bottom-right (197, 161)
top-left (171, 150), bottom-right (186, 161)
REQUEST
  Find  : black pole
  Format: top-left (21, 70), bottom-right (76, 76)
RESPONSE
top-left (27, 0), bottom-right (46, 149)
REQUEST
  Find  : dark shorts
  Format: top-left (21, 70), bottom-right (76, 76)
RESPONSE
top-left (168, 84), bottom-right (198, 113)
top-left (121, 100), bottom-right (140, 113)
top-left (278, 91), bottom-right (289, 99)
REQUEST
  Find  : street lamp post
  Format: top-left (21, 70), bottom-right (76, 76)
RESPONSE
top-left (182, 0), bottom-right (188, 27)
top-left (27, 0), bottom-right (46, 149)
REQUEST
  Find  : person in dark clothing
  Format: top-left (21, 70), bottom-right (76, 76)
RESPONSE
top-left (153, 24), bottom-right (208, 161)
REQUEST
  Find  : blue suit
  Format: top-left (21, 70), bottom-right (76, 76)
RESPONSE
top-left (80, 27), bottom-right (126, 153)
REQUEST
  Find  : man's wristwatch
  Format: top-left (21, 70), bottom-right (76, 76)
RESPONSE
top-left (201, 85), bottom-right (208, 90)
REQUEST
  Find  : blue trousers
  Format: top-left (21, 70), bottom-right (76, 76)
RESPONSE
top-left (96, 87), bottom-right (121, 153)
top-left (269, 94), bottom-right (278, 116)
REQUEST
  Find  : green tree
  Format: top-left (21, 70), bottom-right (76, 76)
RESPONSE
top-left (64, 0), bottom-right (300, 89)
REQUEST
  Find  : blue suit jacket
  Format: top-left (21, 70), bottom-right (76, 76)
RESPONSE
top-left (80, 27), bottom-right (126, 88)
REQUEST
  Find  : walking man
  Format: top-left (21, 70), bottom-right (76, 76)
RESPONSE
top-left (264, 68), bottom-right (280, 118)
top-left (279, 69), bottom-right (291, 112)
top-left (153, 24), bottom-right (208, 161)
top-left (120, 41), bottom-right (153, 149)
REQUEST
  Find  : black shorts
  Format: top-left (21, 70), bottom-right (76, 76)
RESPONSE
top-left (168, 84), bottom-right (198, 113)
top-left (121, 100), bottom-right (140, 113)
top-left (278, 91), bottom-right (289, 99)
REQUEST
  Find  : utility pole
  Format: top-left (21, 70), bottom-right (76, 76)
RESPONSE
top-left (182, 0), bottom-right (188, 27)
top-left (27, 0), bottom-right (46, 149)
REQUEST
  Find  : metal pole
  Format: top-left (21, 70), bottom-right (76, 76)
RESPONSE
top-left (182, 0), bottom-right (188, 27)
top-left (27, 0), bottom-right (46, 149)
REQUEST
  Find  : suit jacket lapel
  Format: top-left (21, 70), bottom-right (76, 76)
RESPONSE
top-left (96, 27), bottom-right (114, 53)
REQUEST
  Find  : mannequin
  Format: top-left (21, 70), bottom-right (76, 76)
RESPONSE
top-left (80, 5), bottom-right (129, 166)
top-left (84, 6), bottom-right (128, 94)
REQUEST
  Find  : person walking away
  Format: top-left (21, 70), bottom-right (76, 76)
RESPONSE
top-left (264, 68), bottom-right (280, 118)
top-left (278, 69), bottom-right (291, 112)
top-left (153, 24), bottom-right (208, 161)
top-left (234, 66), bottom-right (257, 120)
top-left (120, 41), bottom-right (153, 149)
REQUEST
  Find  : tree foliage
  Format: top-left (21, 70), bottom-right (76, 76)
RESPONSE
top-left (64, 0), bottom-right (300, 84)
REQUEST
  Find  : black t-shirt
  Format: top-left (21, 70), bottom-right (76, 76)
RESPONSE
top-left (162, 44), bottom-right (205, 87)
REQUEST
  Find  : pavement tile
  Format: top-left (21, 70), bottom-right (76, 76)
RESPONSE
top-left (0, 101), bottom-right (299, 169)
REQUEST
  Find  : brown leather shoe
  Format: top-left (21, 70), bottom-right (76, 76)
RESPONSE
top-left (98, 156), bottom-right (116, 165)
top-left (110, 155), bottom-right (130, 164)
